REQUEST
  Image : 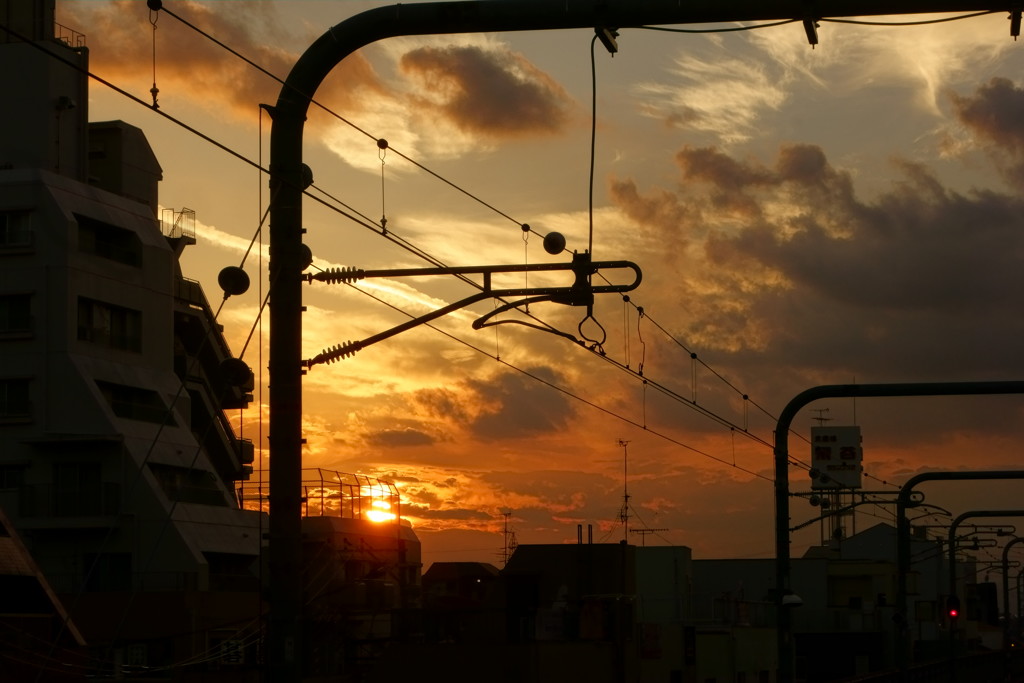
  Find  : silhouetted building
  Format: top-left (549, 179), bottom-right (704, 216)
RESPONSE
top-left (2, 3), bottom-right (426, 682)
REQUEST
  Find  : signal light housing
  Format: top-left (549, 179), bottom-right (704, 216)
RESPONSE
top-left (947, 595), bottom-right (961, 620)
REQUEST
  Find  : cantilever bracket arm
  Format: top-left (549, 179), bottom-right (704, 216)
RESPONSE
top-left (304, 257), bottom-right (642, 367)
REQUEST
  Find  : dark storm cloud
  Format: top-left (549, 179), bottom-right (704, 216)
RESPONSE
top-left (399, 45), bottom-right (572, 138)
top-left (466, 367), bottom-right (575, 440)
top-left (365, 428), bottom-right (436, 448)
top-left (414, 387), bottom-right (474, 424)
top-left (611, 140), bottom-right (1024, 391)
top-left (676, 144), bottom-right (859, 222)
top-left (608, 179), bottom-right (696, 255)
top-left (951, 77), bottom-right (1024, 188)
top-left (695, 144), bottom-right (1024, 313)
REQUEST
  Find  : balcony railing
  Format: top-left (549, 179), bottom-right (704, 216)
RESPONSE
top-left (238, 469), bottom-right (402, 522)
top-left (53, 22), bottom-right (85, 49)
top-left (161, 207), bottom-right (196, 241)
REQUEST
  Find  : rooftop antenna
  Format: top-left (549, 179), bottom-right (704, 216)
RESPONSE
top-left (618, 439), bottom-right (630, 542)
top-left (812, 408), bottom-right (832, 426)
top-left (502, 511), bottom-right (517, 567)
top-left (630, 527), bottom-right (669, 547)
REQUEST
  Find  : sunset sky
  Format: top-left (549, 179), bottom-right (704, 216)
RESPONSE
top-left (58, 0), bottom-right (1024, 570)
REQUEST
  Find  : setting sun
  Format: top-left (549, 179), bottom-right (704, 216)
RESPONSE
top-left (365, 499), bottom-right (397, 523)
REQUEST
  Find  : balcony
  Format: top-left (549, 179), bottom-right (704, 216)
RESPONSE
top-left (53, 22), bottom-right (85, 49)
top-left (18, 482), bottom-right (121, 526)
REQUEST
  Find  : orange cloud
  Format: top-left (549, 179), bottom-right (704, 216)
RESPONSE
top-left (400, 44), bottom-right (573, 140)
top-left (59, 0), bottom-right (383, 123)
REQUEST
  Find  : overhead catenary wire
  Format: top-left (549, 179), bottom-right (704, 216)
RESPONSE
top-left (331, 270), bottom-right (773, 482)
top-left (138, 2), bottom-right (849, 477)
top-left (820, 10), bottom-right (997, 26)
top-left (635, 10), bottom-right (996, 34)
top-left (35, 13), bottom-right (876, 510)
top-left (12, 5), bottom-right (1012, 677)
top-left (156, 2), bottom-right (532, 233)
top-left (106, 0), bottom-right (996, 497)
top-left (148, 9), bottom-right (823, 481)
top-left (36, 2), bottom-right (917, 532)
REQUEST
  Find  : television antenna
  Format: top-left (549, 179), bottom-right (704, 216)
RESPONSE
top-left (630, 528), bottom-right (668, 547)
top-left (617, 439), bottom-right (631, 541)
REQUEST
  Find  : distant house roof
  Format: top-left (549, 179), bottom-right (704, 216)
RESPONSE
top-left (423, 561), bottom-right (501, 582)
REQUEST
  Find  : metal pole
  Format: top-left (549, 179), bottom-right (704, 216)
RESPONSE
top-left (1018, 568), bottom-right (1024, 649)
top-left (1003, 539), bottom-right (1024, 659)
top-left (270, 6), bottom-right (1013, 682)
top-left (895, 473), bottom-right (1024, 682)
top-left (775, 384), bottom-right (1024, 682)
top-left (944, 511), bottom-right (1024, 682)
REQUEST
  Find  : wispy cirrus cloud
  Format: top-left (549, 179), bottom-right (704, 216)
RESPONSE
top-left (634, 51), bottom-right (789, 144)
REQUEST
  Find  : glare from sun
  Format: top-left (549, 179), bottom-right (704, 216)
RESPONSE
top-left (365, 499), bottom-right (396, 523)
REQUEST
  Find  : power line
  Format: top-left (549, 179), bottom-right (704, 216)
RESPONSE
top-left (335, 276), bottom-right (773, 482)
top-left (20, 17), bottom-right (779, 485)
top-left (157, 2), bottom-right (532, 233)
top-left (136, 2), bottom-right (884, 491)
top-left (38, 7), bottom-right (906, 535)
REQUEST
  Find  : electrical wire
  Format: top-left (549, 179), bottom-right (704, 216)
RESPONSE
top-left (20, 13), bottom-right (900, 539)
top-left (333, 274), bottom-right (773, 482)
top-left (638, 18), bottom-right (800, 34)
top-left (40, 7), bottom-right (824, 488)
top-left (158, 3), bottom-right (532, 233)
top-left (820, 10), bottom-right (997, 26)
top-left (12, 6), bottom-right (1014, 677)
top-left (30, 3), bottom-right (921, 558)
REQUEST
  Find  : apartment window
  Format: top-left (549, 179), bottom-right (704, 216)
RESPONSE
top-left (76, 213), bottom-right (142, 266)
top-left (83, 552), bottom-right (132, 591)
top-left (53, 461), bottom-right (102, 516)
top-left (0, 210), bottom-right (33, 248)
top-left (96, 380), bottom-right (175, 425)
top-left (0, 464), bottom-right (26, 489)
top-left (0, 293), bottom-right (32, 335)
top-left (149, 463), bottom-right (226, 506)
top-left (0, 378), bottom-right (31, 418)
top-left (78, 297), bottom-right (142, 352)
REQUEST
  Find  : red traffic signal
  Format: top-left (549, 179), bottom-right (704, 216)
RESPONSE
top-left (947, 595), bottom-right (961, 619)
